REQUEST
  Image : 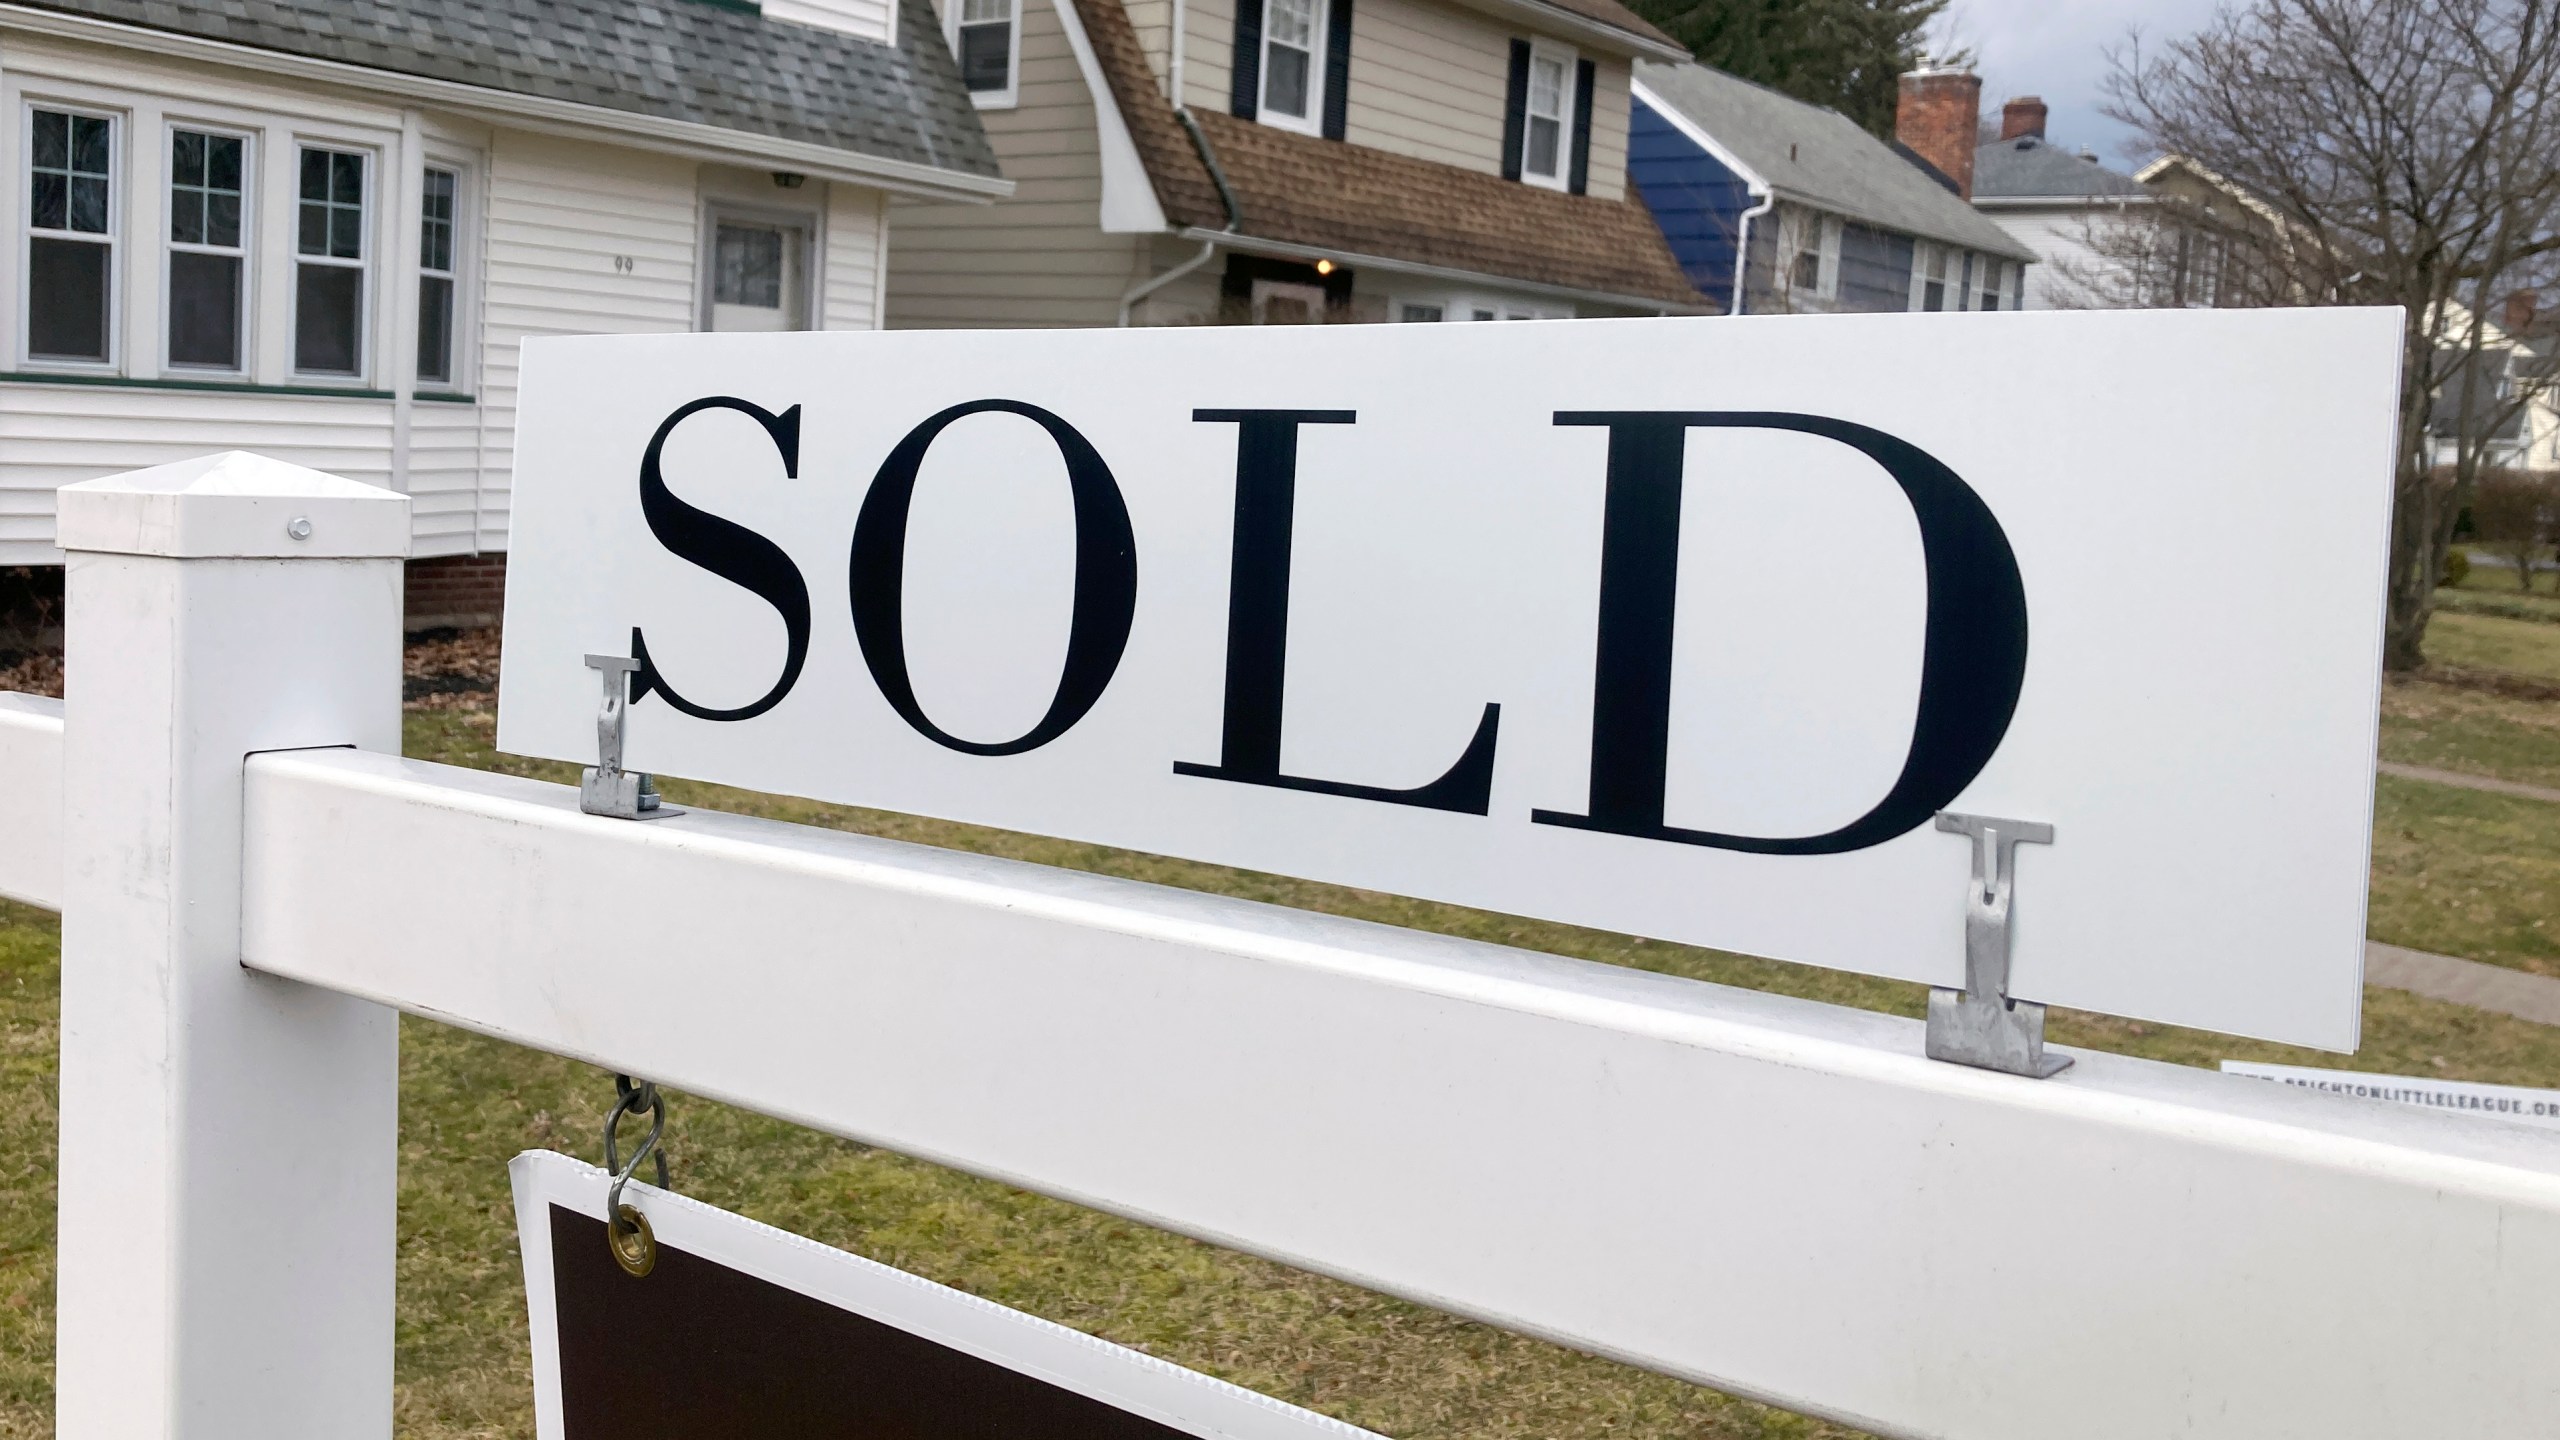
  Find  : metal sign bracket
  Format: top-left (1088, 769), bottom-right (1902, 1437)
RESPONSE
top-left (1924, 812), bottom-right (2069, 1078)
top-left (579, 655), bottom-right (683, 822)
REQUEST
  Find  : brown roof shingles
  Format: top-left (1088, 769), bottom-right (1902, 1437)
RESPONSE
top-left (1071, 0), bottom-right (1709, 310)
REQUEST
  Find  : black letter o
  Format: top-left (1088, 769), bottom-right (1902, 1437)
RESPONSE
top-left (849, 400), bottom-right (1138, 756)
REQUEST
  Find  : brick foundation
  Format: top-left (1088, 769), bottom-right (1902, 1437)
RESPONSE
top-left (405, 554), bottom-right (508, 633)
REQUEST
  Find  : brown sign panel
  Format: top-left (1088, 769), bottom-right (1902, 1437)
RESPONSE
top-left (551, 1205), bottom-right (1194, 1438)
top-left (512, 1152), bottom-right (1381, 1440)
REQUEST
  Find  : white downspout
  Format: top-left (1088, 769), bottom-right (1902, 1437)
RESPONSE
top-left (1118, 5), bottom-right (1242, 328)
top-left (1730, 184), bottom-right (1773, 317)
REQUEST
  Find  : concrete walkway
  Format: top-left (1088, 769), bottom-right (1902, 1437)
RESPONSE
top-left (2378, 760), bottom-right (2560, 805)
top-left (2367, 941), bottom-right (2560, 1027)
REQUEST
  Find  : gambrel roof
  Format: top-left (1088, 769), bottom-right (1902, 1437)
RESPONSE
top-left (9, 0), bottom-right (1003, 183)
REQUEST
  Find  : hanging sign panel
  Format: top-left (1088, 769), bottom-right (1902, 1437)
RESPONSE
top-left (510, 1151), bottom-right (1382, 1438)
top-left (497, 310), bottom-right (2400, 1049)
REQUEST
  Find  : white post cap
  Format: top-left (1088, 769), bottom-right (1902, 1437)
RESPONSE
top-left (56, 451), bottom-right (411, 559)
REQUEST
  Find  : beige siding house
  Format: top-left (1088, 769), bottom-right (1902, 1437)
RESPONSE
top-left (889, 0), bottom-right (1702, 328)
top-left (0, 0), bottom-right (1004, 616)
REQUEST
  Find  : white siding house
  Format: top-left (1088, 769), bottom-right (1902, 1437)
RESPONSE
top-left (0, 0), bottom-right (1005, 586)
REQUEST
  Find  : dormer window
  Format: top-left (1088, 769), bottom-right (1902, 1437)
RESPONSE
top-left (1259, 0), bottom-right (1324, 134)
top-left (1503, 41), bottom-right (1590, 193)
top-left (1232, 0), bottom-right (1347, 138)
top-left (1522, 48), bottom-right (1569, 185)
top-left (951, 0), bottom-right (1021, 109)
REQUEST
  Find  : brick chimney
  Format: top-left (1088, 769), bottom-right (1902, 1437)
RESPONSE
top-left (2505, 289), bottom-right (2540, 334)
top-left (1897, 64), bottom-right (1983, 200)
top-left (2000, 96), bottom-right (2048, 141)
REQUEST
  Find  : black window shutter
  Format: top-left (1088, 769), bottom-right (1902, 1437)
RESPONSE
top-left (1232, 0), bottom-right (1262, 119)
top-left (1321, 0), bottom-right (1353, 140)
top-left (1501, 39), bottom-right (1529, 181)
top-left (1568, 57), bottom-right (1595, 194)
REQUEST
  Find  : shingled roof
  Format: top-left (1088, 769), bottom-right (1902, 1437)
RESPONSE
top-left (8, 0), bottom-right (1002, 181)
top-left (1071, 0), bottom-right (1704, 309)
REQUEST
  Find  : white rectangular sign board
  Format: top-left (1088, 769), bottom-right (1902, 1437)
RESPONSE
top-left (499, 310), bottom-right (2399, 1049)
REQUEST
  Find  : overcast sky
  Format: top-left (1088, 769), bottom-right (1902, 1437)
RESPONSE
top-left (1929, 0), bottom-right (2227, 169)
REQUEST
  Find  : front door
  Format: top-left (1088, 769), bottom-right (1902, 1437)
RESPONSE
top-left (710, 217), bottom-right (809, 332)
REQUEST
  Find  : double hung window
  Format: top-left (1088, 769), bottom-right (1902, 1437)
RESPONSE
top-left (167, 128), bottom-right (248, 371)
top-left (1521, 47), bottom-right (1571, 187)
top-left (1260, 0), bottom-right (1322, 131)
top-left (417, 166), bottom-right (458, 385)
top-left (27, 108), bottom-right (115, 364)
top-left (295, 145), bottom-right (368, 377)
top-left (954, 0), bottom-right (1019, 104)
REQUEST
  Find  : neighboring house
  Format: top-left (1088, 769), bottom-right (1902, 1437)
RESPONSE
top-left (1968, 96), bottom-right (2148, 310)
top-left (886, 0), bottom-right (1705, 327)
top-left (0, 0), bottom-right (1004, 621)
top-left (2425, 293), bottom-right (2560, 471)
top-left (1627, 59), bottom-right (2033, 315)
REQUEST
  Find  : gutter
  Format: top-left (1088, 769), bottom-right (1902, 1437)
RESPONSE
top-left (0, 2), bottom-right (1014, 204)
top-left (1175, 227), bottom-right (1714, 315)
top-left (1118, 100), bottom-right (1244, 325)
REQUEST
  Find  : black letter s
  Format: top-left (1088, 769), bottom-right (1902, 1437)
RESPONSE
top-left (629, 396), bottom-right (812, 722)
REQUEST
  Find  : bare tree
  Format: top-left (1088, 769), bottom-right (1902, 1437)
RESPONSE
top-left (2106, 0), bottom-right (2560, 669)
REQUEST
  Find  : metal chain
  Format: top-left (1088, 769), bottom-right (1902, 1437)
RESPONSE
top-left (602, 1074), bottom-right (669, 1276)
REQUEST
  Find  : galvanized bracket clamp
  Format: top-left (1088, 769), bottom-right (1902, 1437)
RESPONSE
top-left (1924, 812), bottom-right (2069, 1079)
top-left (579, 654), bottom-right (683, 822)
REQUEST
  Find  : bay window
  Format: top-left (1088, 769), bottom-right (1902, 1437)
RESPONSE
top-left (26, 107), bottom-right (115, 364)
top-left (295, 145), bottom-right (367, 377)
top-left (167, 128), bottom-right (248, 371)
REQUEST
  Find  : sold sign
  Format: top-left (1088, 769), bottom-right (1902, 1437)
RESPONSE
top-left (499, 312), bottom-right (2398, 1050)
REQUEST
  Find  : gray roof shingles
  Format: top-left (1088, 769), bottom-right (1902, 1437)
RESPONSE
top-left (1635, 58), bottom-right (2034, 262)
top-left (1972, 135), bottom-right (2144, 202)
top-left (11, 0), bottom-right (1002, 179)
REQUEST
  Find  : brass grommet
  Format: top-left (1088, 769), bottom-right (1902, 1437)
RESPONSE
top-left (608, 1203), bottom-right (657, 1278)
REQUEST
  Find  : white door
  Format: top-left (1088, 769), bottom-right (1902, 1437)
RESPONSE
top-left (710, 218), bottom-right (808, 332)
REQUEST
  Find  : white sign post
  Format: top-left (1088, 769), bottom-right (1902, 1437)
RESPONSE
top-left (499, 310), bottom-right (2400, 1050)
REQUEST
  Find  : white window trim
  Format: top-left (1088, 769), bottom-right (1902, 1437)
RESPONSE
top-left (414, 155), bottom-right (474, 393)
top-left (161, 119), bottom-right (254, 377)
top-left (948, 0), bottom-right (1023, 110)
top-left (1256, 0), bottom-right (1329, 137)
top-left (20, 100), bottom-right (123, 373)
top-left (698, 201), bottom-right (821, 333)
top-left (1519, 40), bottom-right (1578, 192)
top-left (289, 140), bottom-right (376, 385)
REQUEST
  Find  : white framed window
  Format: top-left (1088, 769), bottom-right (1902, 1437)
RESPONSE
top-left (950, 0), bottom-right (1020, 108)
top-left (1979, 258), bottom-right (2004, 311)
top-left (1520, 43), bottom-right (1576, 190)
top-left (1258, 0), bottom-right (1327, 134)
top-left (293, 144), bottom-right (370, 379)
top-left (1920, 243), bottom-right (1951, 311)
top-left (165, 125), bottom-right (250, 374)
top-left (1395, 301), bottom-right (1444, 323)
top-left (416, 163), bottom-right (463, 388)
top-left (24, 104), bottom-right (118, 367)
top-left (1447, 295), bottom-right (1569, 321)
